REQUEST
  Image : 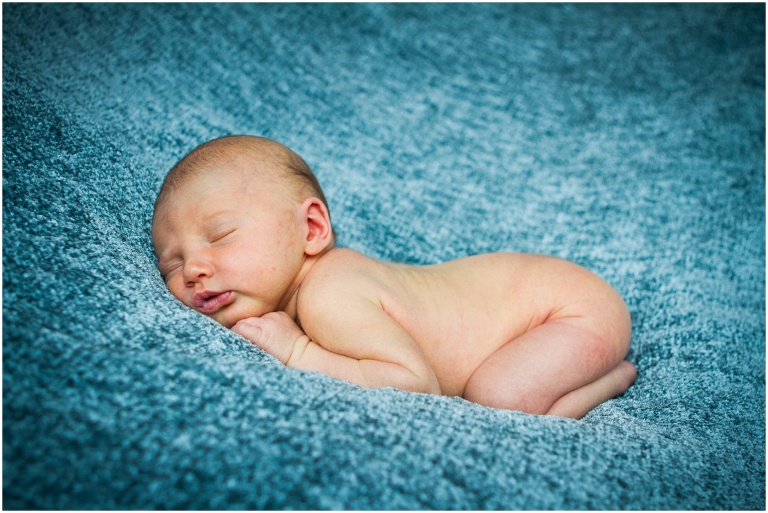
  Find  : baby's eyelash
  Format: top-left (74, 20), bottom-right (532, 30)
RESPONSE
top-left (159, 261), bottom-right (182, 279)
top-left (211, 228), bottom-right (236, 242)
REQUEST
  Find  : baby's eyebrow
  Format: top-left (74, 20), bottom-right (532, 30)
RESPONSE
top-left (202, 209), bottom-right (240, 221)
top-left (155, 249), bottom-right (175, 265)
top-left (153, 234), bottom-right (178, 263)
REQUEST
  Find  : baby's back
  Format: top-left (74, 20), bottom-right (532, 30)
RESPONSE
top-left (301, 248), bottom-right (627, 397)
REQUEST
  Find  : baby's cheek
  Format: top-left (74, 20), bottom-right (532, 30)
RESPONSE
top-left (164, 275), bottom-right (185, 298)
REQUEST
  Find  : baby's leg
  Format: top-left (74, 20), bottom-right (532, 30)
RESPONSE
top-left (463, 318), bottom-right (635, 419)
top-left (545, 361), bottom-right (636, 418)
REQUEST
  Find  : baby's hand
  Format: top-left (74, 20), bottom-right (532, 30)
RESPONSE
top-left (232, 312), bottom-right (309, 365)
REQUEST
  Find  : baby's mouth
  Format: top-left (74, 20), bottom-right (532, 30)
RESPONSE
top-left (192, 290), bottom-right (233, 314)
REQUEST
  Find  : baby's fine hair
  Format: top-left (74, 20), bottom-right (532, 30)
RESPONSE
top-left (154, 135), bottom-right (331, 218)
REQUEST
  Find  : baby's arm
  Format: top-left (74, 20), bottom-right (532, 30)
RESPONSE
top-left (233, 298), bottom-right (440, 395)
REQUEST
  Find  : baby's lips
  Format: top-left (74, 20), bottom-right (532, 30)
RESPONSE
top-left (192, 290), bottom-right (233, 313)
top-left (192, 290), bottom-right (216, 308)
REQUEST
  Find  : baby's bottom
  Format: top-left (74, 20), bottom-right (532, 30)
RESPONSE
top-left (463, 319), bottom-right (636, 419)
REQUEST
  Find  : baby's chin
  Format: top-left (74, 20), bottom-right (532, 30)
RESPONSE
top-left (215, 312), bottom-right (244, 330)
top-left (213, 305), bottom-right (269, 330)
top-left (205, 306), bottom-right (237, 330)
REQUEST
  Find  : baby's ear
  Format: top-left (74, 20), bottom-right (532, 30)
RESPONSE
top-left (300, 197), bottom-right (333, 256)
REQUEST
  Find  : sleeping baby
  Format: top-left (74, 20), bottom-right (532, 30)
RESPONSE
top-left (151, 135), bottom-right (637, 419)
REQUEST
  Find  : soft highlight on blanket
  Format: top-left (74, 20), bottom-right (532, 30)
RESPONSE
top-left (3, 3), bottom-right (765, 509)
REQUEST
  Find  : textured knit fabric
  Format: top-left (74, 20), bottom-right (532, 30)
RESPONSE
top-left (3, 3), bottom-right (765, 509)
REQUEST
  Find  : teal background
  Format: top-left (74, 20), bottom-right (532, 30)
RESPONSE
top-left (3, 3), bottom-right (765, 509)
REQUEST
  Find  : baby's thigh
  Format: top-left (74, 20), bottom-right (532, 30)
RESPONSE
top-left (463, 319), bottom-right (624, 413)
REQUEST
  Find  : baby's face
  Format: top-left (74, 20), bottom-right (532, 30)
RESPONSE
top-left (152, 166), bottom-right (309, 328)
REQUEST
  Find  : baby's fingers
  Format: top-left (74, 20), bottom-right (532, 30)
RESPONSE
top-left (231, 315), bottom-right (298, 365)
top-left (232, 318), bottom-right (264, 346)
top-left (232, 318), bottom-right (291, 364)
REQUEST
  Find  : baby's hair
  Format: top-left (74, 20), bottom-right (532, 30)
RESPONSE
top-left (154, 135), bottom-right (332, 224)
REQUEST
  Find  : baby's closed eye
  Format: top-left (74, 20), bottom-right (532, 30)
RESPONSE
top-left (209, 227), bottom-right (236, 243)
top-left (158, 259), bottom-right (182, 280)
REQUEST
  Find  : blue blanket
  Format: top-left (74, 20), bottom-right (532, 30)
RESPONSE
top-left (3, 3), bottom-right (764, 509)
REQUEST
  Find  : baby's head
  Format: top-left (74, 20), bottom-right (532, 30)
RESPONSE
top-left (154, 135), bottom-right (331, 221)
top-left (152, 135), bottom-right (335, 327)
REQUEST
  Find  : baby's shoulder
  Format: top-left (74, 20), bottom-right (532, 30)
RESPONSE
top-left (299, 248), bottom-right (381, 304)
top-left (306, 247), bottom-right (376, 281)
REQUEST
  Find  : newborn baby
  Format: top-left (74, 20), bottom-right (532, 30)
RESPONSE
top-left (152, 135), bottom-right (636, 419)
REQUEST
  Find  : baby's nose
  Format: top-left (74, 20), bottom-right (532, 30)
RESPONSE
top-left (183, 258), bottom-right (212, 283)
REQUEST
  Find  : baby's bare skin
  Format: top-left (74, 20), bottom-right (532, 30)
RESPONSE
top-left (238, 248), bottom-right (635, 418)
top-left (304, 248), bottom-right (631, 396)
top-left (152, 135), bottom-right (636, 419)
